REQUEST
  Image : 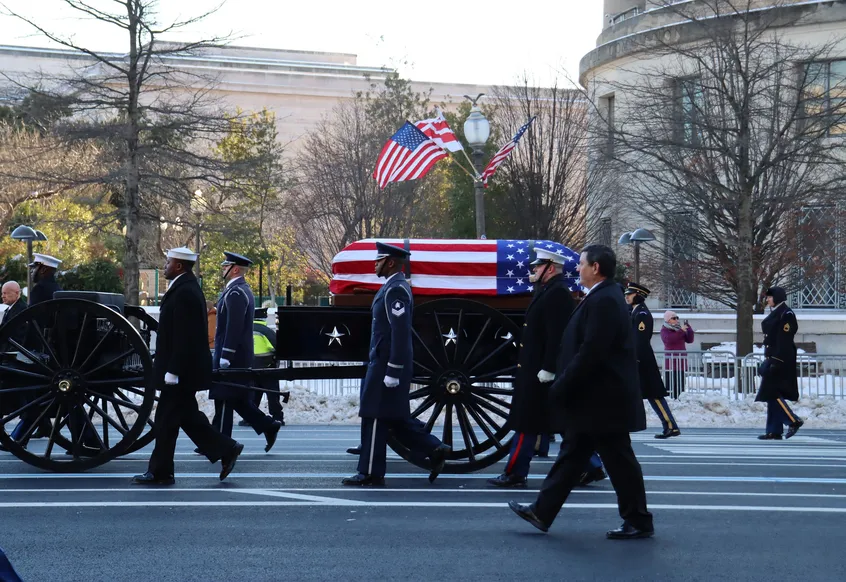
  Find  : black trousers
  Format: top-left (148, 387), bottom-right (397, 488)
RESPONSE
top-left (534, 431), bottom-right (653, 531)
top-left (212, 396), bottom-right (275, 438)
top-left (251, 376), bottom-right (283, 417)
top-left (149, 389), bottom-right (237, 476)
top-left (358, 417), bottom-right (441, 478)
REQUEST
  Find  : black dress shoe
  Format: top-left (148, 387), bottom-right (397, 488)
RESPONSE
top-left (131, 472), bottom-right (175, 486)
top-left (508, 501), bottom-right (549, 533)
top-left (264, 420), bottom-right (282, 452)
top-left (428, 443), bottom-right (451, 483)
top-left (487, 473), bottom-right (527, 488)
top-left (579, 467), bottom-right (607, 487)
top-left (238, 420), bottom-right (251, 427)
top-left (606, 522), bottom-right (654, 540)
top-left (342, 473), bottom-right (385, 487)
top-left (346, 445), bottom-right (361, 455)
top-left (193, 447), bottom-right (204, 455)
top-left (271, 413), bottom-right (286, 426)
top-left (654, 428), bottom-right (681, 439)
top-left (220, 442), bottom-right (244, 481)
top-left (62, 445), bottom-right (101, 458)
top-left (786, 419), bottom-right (804, 439)
top-left (757, 433), bottom-right (783, 440)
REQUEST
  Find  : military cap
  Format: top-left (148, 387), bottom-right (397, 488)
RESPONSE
top-left (28, 253), bottom-right (62, 269)
top-left (765, 286), bottom-right (787, 304)
top-left (625, 282), bottom-right (650, 298)
top-left (254, 307), bottom-right (269, 319)
top-left (166, 247), bottom-right (198, 262)
top-left (530, 247), bottom-right (567, 266)
top-left (375, 241), bottom-right (410, 260)
top-left (221, 251), bottom-right (253, 267)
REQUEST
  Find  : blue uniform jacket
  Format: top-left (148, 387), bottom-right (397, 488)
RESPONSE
top-left (359, 272), bottom-right (413, 419)
top-left (209, 276), bottom-right (255, 400)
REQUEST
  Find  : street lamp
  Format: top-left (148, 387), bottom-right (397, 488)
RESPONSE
top-left (10, 225), bottom-right (48, 299)
top-left (191, 189), bottom-right (205, 285)
top-left (618, 227), bottom-right (656, 282)
top-left (463, 94), bottom-right (490, 239)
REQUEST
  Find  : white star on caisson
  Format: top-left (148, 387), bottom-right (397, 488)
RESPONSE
top-left (507, 243), bottom-right (514, 248)
top-left (516, 261), bottom-right (525, 268)
top-left (442, 328), bottom-right (458, 346)
top-left (325, 326), bottom-right (345, 346)
top-left (507, 286), bottom-right (515, 293)
top-left (527, 285), bottom-right (534, 292)
top-left (506, 270), bottom-right (514, 277)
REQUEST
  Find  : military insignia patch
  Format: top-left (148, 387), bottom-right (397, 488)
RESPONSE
top-left (784, 323), bottom-right (790, 332)
top-left (638, 321), bottom-right (646, 332)
top-left (391, 300), bottom-right (405, 317)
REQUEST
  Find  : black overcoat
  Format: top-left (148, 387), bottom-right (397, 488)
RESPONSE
top-left (210, 277), bottom-right (255, 400)
top-left (756, 303), bottom-right (799, 402)
top-left (631, 303), bottom-right (667, 399)
top-left (29, 275), bottom-right (60, 306)
top-left (547, 279), bottom-right (646, 434)
top-left (359, 272), bottom-right (413, 420)
top-left (153, 272), bottom-right (212, 393)
top-left (0, 299), bottom-right (27, 351)
top-left (507, 274), bottom-right (574, 434)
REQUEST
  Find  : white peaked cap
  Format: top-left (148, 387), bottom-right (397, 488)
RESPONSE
top-left (29, 253), bottom-right (62, 268)
top-left (166, 246), bottom-right (199, 261)
top-left (531, 247), bottom-right (566, 265)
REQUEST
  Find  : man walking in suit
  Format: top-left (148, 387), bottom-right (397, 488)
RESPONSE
top-left (208, 252), bottom-right (281, 451)
top-left (132, 247), bottom-right (244, 485)
top-left (342, 242), bottom-right (451, 486)
top-left (0, 281), bottom-right (26, 344)
top-left (488, 246), bottom-right (574, 488)
top-left (509, 244), bottom-right (654, 539)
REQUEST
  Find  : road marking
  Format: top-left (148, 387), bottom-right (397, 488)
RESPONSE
top-left (229, 489), bottom-right (364, 504)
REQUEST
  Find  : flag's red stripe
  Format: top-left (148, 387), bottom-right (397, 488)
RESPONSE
top-left (332, 260), bottom-right (497, 277)
top-left (343, 241), bottom-right (497, 252)
top-left (329, 280), bottom-right (500, 296)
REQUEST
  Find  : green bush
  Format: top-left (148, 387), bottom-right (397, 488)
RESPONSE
top-left (0, 255), bottom-right (29, 287)
top-left (58, 259), bottom-right (123, 293)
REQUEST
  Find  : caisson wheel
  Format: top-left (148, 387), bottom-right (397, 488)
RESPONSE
top-left (0, 299), bottom-right (154, 471)
top-left (388, 299), bottom-right (519, 474)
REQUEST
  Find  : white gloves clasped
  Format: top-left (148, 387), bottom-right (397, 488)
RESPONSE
top-left (164, 372), bottom-right (179, 385)
top-left (383, 375), bottom-right (400, 388)
top-left (537, 369), bottom-right (555, 383)
top-left (219, 358), bottom-right (231, 369)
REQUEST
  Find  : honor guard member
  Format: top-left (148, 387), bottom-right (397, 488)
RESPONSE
top-left (133, 247), bottom-right (244, 485)
top-left (208, 252), bottom-right (282, 451)
top-left (757, 287), bottom-right (804, 440)
top-left (342, 242), bottom-right (451, 486)
top-left (488, 246), bottom-right (575, 488)
top-left (625, 283), bottom-right (680, 439)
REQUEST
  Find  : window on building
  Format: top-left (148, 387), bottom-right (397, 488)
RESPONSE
top-left (803, 60), bottom-right (846, 137)
top-left (601, 94), bottom-right (615, 158)
top-left (797, 205), bottom-right (841, 308)
top-left (599, 217), bottom-right (612, 247)
top-left (665, 211), bottom-right (697, 308)
top-left (676, 77), bottom-right (704, 146)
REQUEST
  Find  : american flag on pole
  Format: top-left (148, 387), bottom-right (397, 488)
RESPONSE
top-left (414, 108), bottom-right (463, 152)
top-left (480, 116), bottom-right (536, 187)
top-left (330, 238), bottom-right (580, 296)
top-left (373, 122), bottom-right (448, 189)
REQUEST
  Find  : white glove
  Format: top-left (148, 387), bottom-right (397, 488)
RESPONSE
top-left (219, 358), bottom-right (231, 369)
top-left (537, 369), bottom-right (555, 383)
top-left (164, 372), bottom-right (179, 385)
top-left (383, 375), bottom-right (400, 388)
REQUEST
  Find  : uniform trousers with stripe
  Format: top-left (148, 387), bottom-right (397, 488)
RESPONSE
top-left (212, 397), bottom-right (275, 438)
top-left (358, 417), bottom-right (441, 478)
top-left (506, 432), bottom-right (603, 478)
top-left (647, 397), bottom-right (679, 433)
top-left (766, 398), bottom-right (799, 435)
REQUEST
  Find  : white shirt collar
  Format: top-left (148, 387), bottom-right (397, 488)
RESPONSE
top-left (226, 276), bottom-right (244, 289)
top-left (584, 279), bottom-right (605, 296)
top-left (385, 272), bottom-right (402, 283)
top-left (168, 272), bottom-right (186, 287)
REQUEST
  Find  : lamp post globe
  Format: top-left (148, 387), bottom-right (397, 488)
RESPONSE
top-left (463, 102), bottom-right (491, 240)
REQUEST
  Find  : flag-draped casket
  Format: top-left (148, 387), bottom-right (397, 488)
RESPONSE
top-left (330, 238), bottom-right (581, 296)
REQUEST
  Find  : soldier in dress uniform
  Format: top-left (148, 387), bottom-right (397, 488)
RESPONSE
top-left (342, 242), bottom-right (451, 486)
top-left (133, 247), bottom-right (244, 485)
top-left (757, 286), bottom-right (804, 440)
top-left (625, 283), bottom-right (681, 439)
top-left (488, 247), bottom-right (575, 488)
top-left (208, 252), bottom-right (282, 452)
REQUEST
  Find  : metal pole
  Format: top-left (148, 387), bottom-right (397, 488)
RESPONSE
top-left (25, 239), bottom-right (33, 303)
top-left (634, 241), bottom-right (640, 283)
top-left (258, 263), bottom-right (263, 308)
top-left (472, 148), bottom-right (486, 239)
top-left (195, 219), bottom-right (202, 287)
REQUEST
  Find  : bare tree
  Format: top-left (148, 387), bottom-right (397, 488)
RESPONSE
top-left (0, 0), bottom-right (237, 303)
top-left (490, 77), bottom-right (616, 248)
top-left (596, 0), bottom-right (846, 355)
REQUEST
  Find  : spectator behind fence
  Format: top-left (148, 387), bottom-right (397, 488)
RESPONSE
top-left (660, 311), bottom-right (694, 399)
top-left (206, 300), bottom-right (217, 349)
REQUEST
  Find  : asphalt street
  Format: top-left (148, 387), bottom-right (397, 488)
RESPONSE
top-left (1, 426), bottom-right (845, 581)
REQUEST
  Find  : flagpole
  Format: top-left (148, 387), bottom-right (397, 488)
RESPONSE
top-left (460, 149), bottom-right (481, 178)
top-left (447, 152), bottom-right (478, 180)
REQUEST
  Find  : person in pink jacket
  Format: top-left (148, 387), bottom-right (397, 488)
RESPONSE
top-left (660, 311), bottom-right (695, 398)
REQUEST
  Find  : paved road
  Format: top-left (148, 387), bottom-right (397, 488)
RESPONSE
top-left (1, 426), bottom-right (845, 581)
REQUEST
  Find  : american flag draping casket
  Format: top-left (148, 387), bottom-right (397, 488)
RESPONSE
top-left (330, 238), bottom-right (581, 296)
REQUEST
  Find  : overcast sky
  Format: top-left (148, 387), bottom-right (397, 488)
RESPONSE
top-left (0, 0), bottom-right (604, 87)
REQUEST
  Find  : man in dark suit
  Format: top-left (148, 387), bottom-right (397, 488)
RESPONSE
top-left (757, 286), bottom-right (803, 440)
top-left (0, 281), bottom-right (26, 346)
top-left (509, 244), bottom-right (654, 539)
top-left (342, 242), bottom-right (451, 486)
top-left (132, 247), bottom-right (244, 485)
top-left (488, 246), bottom-right (575, 488)
top-left (208, 252), bottom-right (281, 450)
top-left (625, 282), bottom-right (680, 439)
